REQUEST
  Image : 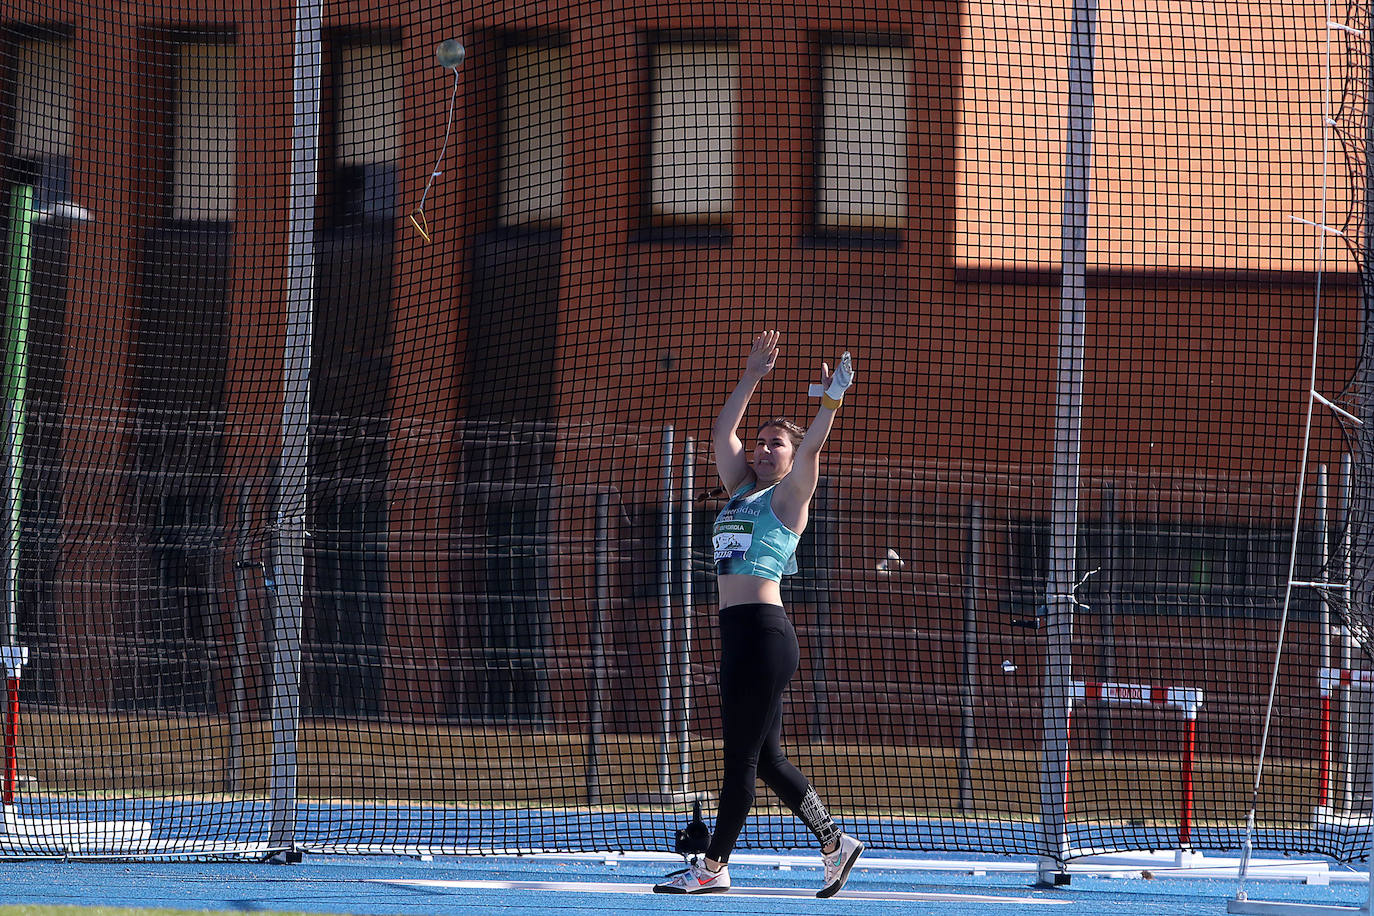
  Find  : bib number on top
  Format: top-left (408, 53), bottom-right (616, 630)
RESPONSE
top-left (713, 520), bottom-right (754, 562)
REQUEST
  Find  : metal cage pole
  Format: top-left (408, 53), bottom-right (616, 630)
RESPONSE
top-left (657, 426), bottom-right (675, 798)
top-left (1317, 467), bottom-right (1333, 814)
top-left (959, 499), bottom-right (983, 814)
top-left (228, 482), bottom-right (254, 795)
top-left (1339, 453), bottom-right (1356, 813)
top-left (267, 0), bottom-right (321, 858)
top-left (1039, 0), bottom-right (1097, 883)
top-left (1361, 23), bottom-right (1374, 911)
top-left (586, 492), bottom-right (611, 805)
top-left (2, 184), bottom-right (31, 649)
top-left (678, 437), bottom-right (695, 794)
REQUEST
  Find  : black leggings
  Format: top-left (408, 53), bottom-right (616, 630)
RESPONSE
top-left (705, 603), bottom-right (838, 863)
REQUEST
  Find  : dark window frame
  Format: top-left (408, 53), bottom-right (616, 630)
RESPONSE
top-left (807, 31), bottom-right (911, 246)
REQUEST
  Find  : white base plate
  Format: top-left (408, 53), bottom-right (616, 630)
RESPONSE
top-left (1314, 806), bottom-right (1374, 828)
top-left (2, 806), bottom-right (154, 853)
top-left (1229, 899), bottom-right (1368, 915)
top-left (372, 878), bottom-right (1069, 904)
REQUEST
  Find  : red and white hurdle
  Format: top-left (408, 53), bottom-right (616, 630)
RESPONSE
top-left (2, 646), bottom-right (25, 810)
top-left (1314, 666), bottom-right (1374, 825)
top-left (1069, 681), bottom-right (1204, 857)
top-left (0, 645), bottom-right (154, 851)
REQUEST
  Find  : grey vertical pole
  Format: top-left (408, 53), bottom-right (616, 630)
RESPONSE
top-left (1039, 0), bottom-right (1096, 882)
top-left (1357, 0), bottom-right (1374, 837)
top-left (1318, 466), bottom-right (1331, 769)
top-left (810, 487), bottom-right (832, 742)
top-left (1358, 5), bottom-right (1374, 842)
top-left (678, 438), bottom-right (694, 794)
top-left (1098, 483), bottom-right (1117, 751)
top-left (1339, 453), bottom-right (1356, 812)
top-left (268, 0), bottom-right (320, 856)
top-left (1364, 23), bottom-right (1374, 912)
top-left (586, 492), bottom-right (610, 805)
top-left (658, 426), bottom-right (675, 797)
top-left (228, 482), bottom-right (253, 794)
top-left (958, 499), bottom-right (983, 813)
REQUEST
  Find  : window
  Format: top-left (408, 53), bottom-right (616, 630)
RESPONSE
top-left (466, 494), bottom-right (549, 721)
top-left (817, 42), bottom-right (910, 233)
top-left (14, 36), bottom-right (74, 210)
top-left (173, 41), bottom-right (237, 221)
top-left (1009, 519), bottom-right (1321, 620)
top-left (648, 41), bottom-right (738, 225)
top-left (500, 43), bottom-right (566, 227)
top-left (129, 420), bottom-right (224, 712)
top-left (305, 432), bottom-right (387, 719)
top-left (453, 425), bottom-right (554, 723)
top-left (332, 42), bottom-right (399, 224)
top-left (307, 39), bottom-right (398, 715)
top-left (135, 28), bottom-right (235, 702)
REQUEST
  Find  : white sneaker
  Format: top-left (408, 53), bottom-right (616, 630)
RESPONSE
top-left (817, 834), bottom-right (863, 898)
top-left (653, 858), bottom-right (730, 894)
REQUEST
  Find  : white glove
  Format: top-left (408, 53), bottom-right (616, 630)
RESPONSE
top-left (809, 352), bottom-right (855, 405)
top-left (826, 351), bottom-right (854, 400)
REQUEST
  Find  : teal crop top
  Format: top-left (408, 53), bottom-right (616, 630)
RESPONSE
top-left (712, 481), bottom-right (801, 580)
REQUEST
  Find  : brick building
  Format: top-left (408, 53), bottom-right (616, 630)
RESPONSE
top-left (0, 0), bottom-right (1357, 766)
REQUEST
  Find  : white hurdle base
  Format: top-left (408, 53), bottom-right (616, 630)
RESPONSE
top-left (2, 804), bottom-right (153, 853)
top-left (1314, 807), bottom-right (1374, 829)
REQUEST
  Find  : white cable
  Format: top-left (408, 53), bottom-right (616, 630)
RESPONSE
top-left (417, 66), bottom-right (461, 214)
top-left (1237, 0), bottom-right (1339, 890)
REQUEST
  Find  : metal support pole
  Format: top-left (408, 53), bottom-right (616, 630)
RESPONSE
top-left (1363, 18), bottom-right (1374, 910)
top-left (228, 482), bottom-right (253, 795)
top-left (658, 426), bottom-right (675, 797)
top-left (586, 492), bottom-right (610, 805)
top-left (1317, 467), bottom-right (1332, 811)
top-left (3, 184), bottom-right (32, 648)
top-left (678, 437), bottom-right (695, 794)
top-left (1339, 453), bottom-right (1357, 812)
top-left (1098, 483), bottom-right (1117, 751)
top-left (1039, 0), bottom-right (1096, 881)
top-left (959, 499), bottom-right (983, 814)
top-left (268, 0), bottom-right (321, 857)
top-left (810, 486), bottom-right (832, 742)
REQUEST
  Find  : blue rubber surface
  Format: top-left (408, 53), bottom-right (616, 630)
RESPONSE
top-left (2, 796), bottom-right (1369, 861)
top-left (0, 853), bottom-right (1368, 916)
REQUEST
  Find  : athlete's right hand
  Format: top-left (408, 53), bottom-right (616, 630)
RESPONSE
top-left (825, 351), bottom-right (855, 399)
top-left (745, 330), bottom-right (780, 379)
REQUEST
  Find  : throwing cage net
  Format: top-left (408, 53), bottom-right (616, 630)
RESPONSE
top-left (2, 0), bottom-right (1374, 867)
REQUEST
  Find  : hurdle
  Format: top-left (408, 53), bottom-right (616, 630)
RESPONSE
top-left (2, 645), bottom-right (24, 809)
top-left (1230, 667), bottom-right (1370, 916)
top-left (0, 645), bottom-right (154, 853)
top-left (1069, 680), bottom-right (1204, 862)
top-left (1313, 667), bottom-right (1374, 826)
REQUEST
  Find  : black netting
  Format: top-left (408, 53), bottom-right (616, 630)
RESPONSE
top-left (0, 0), bottom-right (1371, 866)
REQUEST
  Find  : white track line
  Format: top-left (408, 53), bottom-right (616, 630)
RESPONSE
top-left (369, 878), bottom-right (1069, 904)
